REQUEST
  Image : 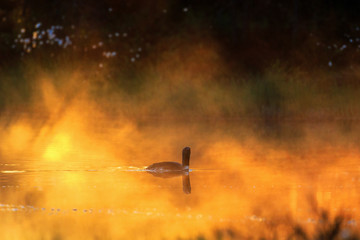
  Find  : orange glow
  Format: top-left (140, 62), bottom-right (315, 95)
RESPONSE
top-left (43, 133), bottom-right (71, 162)
top-left (1, 114), bottom-right (360, 239)
top-left (0, 63), bottom-right (359, 239)
top-left (1, 122), bottom-right (33, 157)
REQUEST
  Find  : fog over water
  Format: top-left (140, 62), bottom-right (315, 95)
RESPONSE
top-left (1, 84), bottom-right (360, 239)
top-left (1, 1), bottom-right (360, 239)
top-left (1, 44), bottom-right (360, 239)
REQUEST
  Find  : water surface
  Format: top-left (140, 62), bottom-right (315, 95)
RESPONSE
top-left (1, 120), bottom-right (360, 239)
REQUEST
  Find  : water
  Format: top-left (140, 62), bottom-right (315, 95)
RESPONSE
top-left (0, 120), bottom-right (360, 239)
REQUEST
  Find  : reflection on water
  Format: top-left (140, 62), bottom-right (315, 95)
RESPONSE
top-left (1, 120), bottom-right (360, 239)
top-left (146, 170), bottom-right (191, 195)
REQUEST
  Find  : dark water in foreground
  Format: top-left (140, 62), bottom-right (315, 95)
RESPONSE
top-left (0, 120), bottom-right (360, 239)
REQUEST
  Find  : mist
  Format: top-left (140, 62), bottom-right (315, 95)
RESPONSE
top-left (1, 0), bottom-right (360, 239)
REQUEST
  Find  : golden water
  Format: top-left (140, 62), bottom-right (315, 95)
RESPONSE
top-left (0, 118), bottom-right (359, 239)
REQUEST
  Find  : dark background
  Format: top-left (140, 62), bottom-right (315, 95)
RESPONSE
top-left (1, 0), bottom-right (360, 120)
top-left (1, 0), bottom-right (360, 71)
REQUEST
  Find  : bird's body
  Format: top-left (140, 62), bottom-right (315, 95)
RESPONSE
top-left (146, 162), bottom-right (184, 172)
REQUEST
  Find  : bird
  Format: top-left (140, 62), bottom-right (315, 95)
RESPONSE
top-left (146, 147), bottom-right (192, 194)
top-left (146, 147), bottom-right (191, 177)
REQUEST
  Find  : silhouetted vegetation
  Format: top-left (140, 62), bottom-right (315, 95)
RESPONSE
top-left (190, 212), bottom-right (360, 240)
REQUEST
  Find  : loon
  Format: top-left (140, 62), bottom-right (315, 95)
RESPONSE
top-left (146, 147), bottom-right (191, 194)
top-left (146, 147), bottom-right (191, 174)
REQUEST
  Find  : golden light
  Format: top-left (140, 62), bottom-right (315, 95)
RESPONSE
top-left (0, 46), bottom-right (359, 239)
top-left (43, 133), bottom-right (71, 162)
top-left (1, 122), bottom-right (33, 157)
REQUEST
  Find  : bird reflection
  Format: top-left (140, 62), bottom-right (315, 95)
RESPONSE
top-left (146, 147), bottom-right (191, 194)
